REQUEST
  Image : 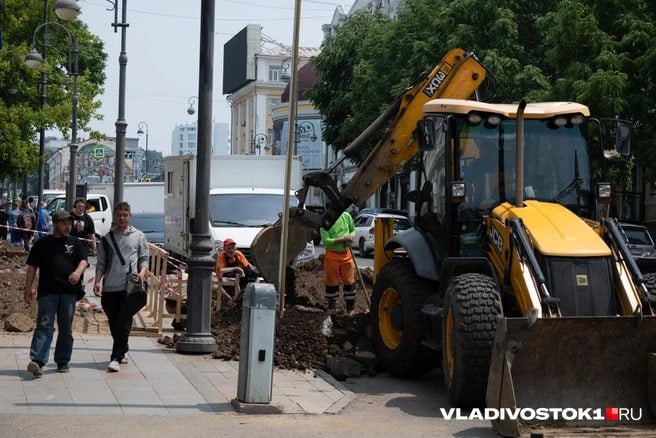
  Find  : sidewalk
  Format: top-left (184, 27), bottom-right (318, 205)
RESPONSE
top-left (0, 331), bottom-right (355, 417)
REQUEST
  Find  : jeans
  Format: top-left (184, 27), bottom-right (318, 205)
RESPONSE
top-left (30, 293), bottom-right (76, 366)
top-left (101, 291), bottom-right (132, 362)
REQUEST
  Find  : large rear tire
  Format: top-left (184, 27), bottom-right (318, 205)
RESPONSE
top-left (442, 273), bottom-right (502, 408)
top-left (371, 258), bottom-right (437, 376)
top-left (643, 272), bottom-right (656, 310)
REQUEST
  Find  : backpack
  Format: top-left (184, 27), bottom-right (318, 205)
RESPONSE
top-left (36, 208), bottom-right (49, 232)
top-left (19, 211), bottom-right (33, 232)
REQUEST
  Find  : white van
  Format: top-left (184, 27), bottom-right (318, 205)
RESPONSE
top-left (46, 194), bottom-right (113, 236)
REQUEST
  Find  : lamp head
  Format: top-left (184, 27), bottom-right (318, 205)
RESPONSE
top-left (54, 0), bottom-right (81, 21)
top-left (25, 48), bottom-right (45, 69)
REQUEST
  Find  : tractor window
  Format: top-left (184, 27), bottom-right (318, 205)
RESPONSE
top-left (423, 115), bottom-right (448, 220)
top-left (456, 117), bottom-right (592, 216)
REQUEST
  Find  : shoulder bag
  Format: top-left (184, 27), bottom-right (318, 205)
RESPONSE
top-left (108, 231), bottom-right (148, 315)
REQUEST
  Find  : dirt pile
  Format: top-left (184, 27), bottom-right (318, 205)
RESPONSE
top-left (0, 241), bottom-right (31, 320)
top-left (165, 256), bottom-right (377, 373)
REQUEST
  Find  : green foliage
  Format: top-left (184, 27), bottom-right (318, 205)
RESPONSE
top-left (310, 0), bottom-right (655, 191)
top-left (0, 0), bottom-right (107, 182)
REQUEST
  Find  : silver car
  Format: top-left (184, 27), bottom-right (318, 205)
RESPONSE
top-left (352, 212), bottom-right (412, 257)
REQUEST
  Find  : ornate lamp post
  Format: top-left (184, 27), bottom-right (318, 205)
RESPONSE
top-left (175, 0), bottom-right (216, 354)
top-left (30, 0), bottom-right (80, 203)
top-left (26, 20), bottom-right (79, 211)
top-left (137, 122), bottom-right (149, 179)
top-left (106, 0), bottom-right (129, 204)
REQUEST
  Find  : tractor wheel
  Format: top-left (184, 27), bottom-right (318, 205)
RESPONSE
top-left (642, 272), bottom-right (656, 311)
top-left (442, 273), bottom-right (502, 408)
top-left (358, 238), bottom-right (367, 258)
top-left (371, 258), bottom-right (437, 376)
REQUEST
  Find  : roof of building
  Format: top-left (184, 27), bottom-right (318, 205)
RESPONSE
top-left (261, 46), bottom-right (322, 58)
top-left (281, 61), bottom-right (320, 102)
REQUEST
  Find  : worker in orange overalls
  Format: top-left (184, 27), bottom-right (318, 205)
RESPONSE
top-left (320, 211), bottom-right (356, 314)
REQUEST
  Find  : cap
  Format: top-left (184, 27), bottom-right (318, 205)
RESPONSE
top-left (223, 238), bottom-right (236, 247)
top-left (52, 210), bottom-right (73, 223)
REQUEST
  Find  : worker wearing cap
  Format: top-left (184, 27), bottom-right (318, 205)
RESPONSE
top-left (23, 210), bottom-right (89, 377)
top-left (215, 238), bottom-right (259, 292)
top-left (320, 210), bottom-right (356, 314)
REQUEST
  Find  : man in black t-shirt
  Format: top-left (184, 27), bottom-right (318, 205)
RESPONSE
top-left (23, 210), bottom-right (88, 377)
top-left (70, 197), bottom-right (97, 255)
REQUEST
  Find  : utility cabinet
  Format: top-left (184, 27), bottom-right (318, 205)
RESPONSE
top-left (236, 283), bottom-right (277, 403)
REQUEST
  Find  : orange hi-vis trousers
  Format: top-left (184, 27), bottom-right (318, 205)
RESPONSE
top-left (323, 249), bottom-right (355, 287)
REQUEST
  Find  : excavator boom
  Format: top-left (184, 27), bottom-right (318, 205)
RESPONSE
top-left (252, 49), bottom-right (487, 284)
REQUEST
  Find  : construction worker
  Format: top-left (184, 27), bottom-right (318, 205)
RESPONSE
top-left (320, 210), bottom-right (356, 314)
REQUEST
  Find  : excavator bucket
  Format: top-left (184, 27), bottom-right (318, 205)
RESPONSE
top-left (486, 316), bottom-right (656, 437)
top-left (251, 212), bottom-right (316, 287)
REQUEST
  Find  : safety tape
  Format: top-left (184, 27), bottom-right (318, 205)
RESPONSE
top-left (0, 224), bottom-right (93, 242)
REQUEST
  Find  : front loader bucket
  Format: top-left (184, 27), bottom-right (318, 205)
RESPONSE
top-left (486, 316), bottom-right (656, 437)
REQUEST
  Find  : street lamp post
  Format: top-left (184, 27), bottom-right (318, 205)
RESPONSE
top-left (31, 0), bottom-right (80, 204)
top-left (107, 0), bottom-right (129, 204)
top-left (26, 20), bottom-right (80, 212)
top-left (175, 0), bottom-right (216, 354)
top-left (137, 122), bottom-right (148, 180)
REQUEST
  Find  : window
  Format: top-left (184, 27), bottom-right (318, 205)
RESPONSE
top-left (188, 133), bottom-right (196, 141)
top-left (179, 134), bottom-right (183, 141)
top-left (269, 65), bottom-right (283, 82)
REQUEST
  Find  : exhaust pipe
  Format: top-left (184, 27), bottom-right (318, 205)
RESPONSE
top-left (515, 101), bottom-right (526, 207)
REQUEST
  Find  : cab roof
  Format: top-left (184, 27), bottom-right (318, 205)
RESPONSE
top-left (424, 99), bottom-right (590, 118)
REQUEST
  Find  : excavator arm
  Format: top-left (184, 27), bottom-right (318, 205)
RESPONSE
top-left (252, 49), bottom-right (488, 283)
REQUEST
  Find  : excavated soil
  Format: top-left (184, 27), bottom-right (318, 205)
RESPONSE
top-left (1, 241), bottom-right (376, 373)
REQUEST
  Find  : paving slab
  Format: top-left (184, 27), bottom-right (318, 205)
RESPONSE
top-left (0, 331), bottom-right (354, 417)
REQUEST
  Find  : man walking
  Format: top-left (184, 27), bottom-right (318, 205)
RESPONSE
top-left (70, 197), bottom-right (97, 256)
top-left (320, 210), bottom-right (357, 314)
top-left (24, 210), bottom-right (88, 377)
top-left (94, 202), bottom-right (149, 372)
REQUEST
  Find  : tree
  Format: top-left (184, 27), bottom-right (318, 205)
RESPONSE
top-left (310, 0), bottom-right (656, 185)
top-left (0, 0), bottom-right (107, 184)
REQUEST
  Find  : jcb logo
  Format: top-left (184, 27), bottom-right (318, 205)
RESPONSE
top-left (422, 62), bottom-right (453, 97)
top-left (488, 226), bottom-right (503, 253)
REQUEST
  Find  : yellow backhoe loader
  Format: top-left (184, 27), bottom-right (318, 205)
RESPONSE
top-left (252, 48), bottom-right (656, 436)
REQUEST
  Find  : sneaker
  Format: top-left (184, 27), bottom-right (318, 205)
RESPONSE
top-left (56, 363), bottom-right (70, 373)
top-left (120, 358), bottom-right (128, 365)
top-left (107, 360), bottom-right (120, 372)
top-left (27, 361), bottom-right (43, 377)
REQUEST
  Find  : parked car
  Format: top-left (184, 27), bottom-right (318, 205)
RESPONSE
top-left (352, 212), bottom-right (412, 257)
top-left (46, 194), bottom-right (113, 236)
top-left (130, 212), bottom-right (165, 247)
top-left (619, 223), bottom-right (656, 258)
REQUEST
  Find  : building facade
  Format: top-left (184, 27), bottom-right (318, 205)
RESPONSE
top-left (46, 137), bottom-right (143, 190)
top-left (170, 122), bottom-right (230, 156)
top-left (223, 24), bottom-right (320, 156)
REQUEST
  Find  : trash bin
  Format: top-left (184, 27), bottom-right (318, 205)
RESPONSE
top-left (236, 282), bottom-right (277, 403)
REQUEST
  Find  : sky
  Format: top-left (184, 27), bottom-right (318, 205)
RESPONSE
top-left (74, 0), bottom-right (354, 155)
